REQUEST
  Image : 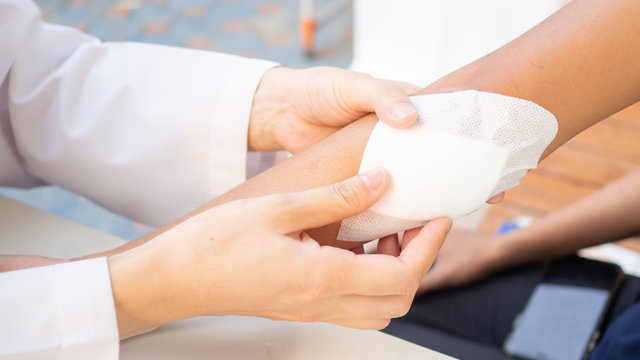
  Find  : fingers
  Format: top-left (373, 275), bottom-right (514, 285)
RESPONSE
top-left (293, 293), bottom-right (411, 330)
top-left (331, 318), bottom-right (392, 330)
top-left (325, 220), bottom-right (451, 297)
top-left (399, 218), bottom-right (452, 275)
top-left (377, 234), bottom-right (400, 257)
top-left (350, 245), bottom-right (365, 255)
top-left (345, 73), bottom-right (420, 129)
top-left (374, 80), bottom-right (422, 129)
top-left (486, 192), bottom-right (505, 204)
top-left (273, 168), bottom-right (390, 233)
top-left (330, 294), bottom-right (411, 320)
top-left (377, 100), bottom-right (419, 129)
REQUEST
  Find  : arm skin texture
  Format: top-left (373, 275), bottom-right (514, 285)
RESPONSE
top-left (94, 114), bottom-right (379, 256)
top-left (497, 168), bottom-right (640, 269)
top-left (92, 0), bottom-right (640, 256)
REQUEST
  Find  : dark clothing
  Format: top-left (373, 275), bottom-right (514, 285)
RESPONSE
top-left (384, 258), bottom-right (640, 360)
top-left (590, 302), bottom-right (640, 359)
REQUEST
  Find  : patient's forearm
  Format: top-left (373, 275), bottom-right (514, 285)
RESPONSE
top-left (89, 114), bottom-right (378, 258)
top-left (422, 0), bottom-right (640, 157)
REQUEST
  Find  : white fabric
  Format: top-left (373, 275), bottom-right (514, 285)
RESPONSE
top-left (351, 0), bottom-right (569, 86)
top-left (0, 0), bottom-right (278, 358)
top-left (0, 0), bottom-right (277, 227)
top-left (338, 90), bottom-right (558, 241)
top-left (0, 258), bottom-right (118, 359)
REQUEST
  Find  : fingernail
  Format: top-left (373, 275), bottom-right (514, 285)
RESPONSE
top-left (391, 103), bottom-right (417, 122)
top-left (360, 167), bottom-right (385, 191)
top-left (444, 218), bottom-right (453, 233)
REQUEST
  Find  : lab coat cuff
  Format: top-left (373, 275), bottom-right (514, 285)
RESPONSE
top-left (53, 257), bottom-right (119, 357)
top-left (206, 58), bottom-right (278, 193)
top-left (0, 257), bottom-right (119, 358)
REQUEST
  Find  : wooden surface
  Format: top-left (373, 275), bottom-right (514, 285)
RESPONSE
top-left (479, 103), bottom-right (640, 246)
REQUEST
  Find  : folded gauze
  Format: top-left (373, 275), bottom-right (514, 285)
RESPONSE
top-left (337, 90), bottom-right (558, 242)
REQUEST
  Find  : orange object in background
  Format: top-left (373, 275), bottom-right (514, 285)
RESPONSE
top-left (298, 0), bottom-right (350, 57)
top-left (300, 17), bottom-right (315, 54)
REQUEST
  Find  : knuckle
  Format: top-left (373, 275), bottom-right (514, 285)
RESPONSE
top-left (347, 70), bottom-right (373, 84)
top-left (331, 181), bottom-right (364, 213)
top-left (344, 72), bottom-right (375, 96)
top-left (267, 193), bottom-right (298, 223)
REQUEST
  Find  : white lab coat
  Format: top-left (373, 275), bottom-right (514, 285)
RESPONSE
top-left (0, 0), bottom-right (276, 358)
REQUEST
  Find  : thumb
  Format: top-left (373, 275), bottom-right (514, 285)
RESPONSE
top-left (374, 81), bottom-right (421, 129)
top-left (275, 167), bottom-right (389, 234)
top-left (344, 74), bottom-right (420, 129)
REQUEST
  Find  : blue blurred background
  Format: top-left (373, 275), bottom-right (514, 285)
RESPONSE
top-left (1, 0), bottom-right (352, 240)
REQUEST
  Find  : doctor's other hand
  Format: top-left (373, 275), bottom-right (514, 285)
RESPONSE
top-left (108, 168), bottom-right (452, 339)
top-left (248, 66), bottom-right (421, 153)
top-left (418, 230), bottom-right (509, 294)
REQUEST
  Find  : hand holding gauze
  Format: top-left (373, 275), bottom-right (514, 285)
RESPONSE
top-left (338, 90), bottom-right (557, 241)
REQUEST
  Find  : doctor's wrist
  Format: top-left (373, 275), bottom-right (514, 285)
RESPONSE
top-left (108, 249), bottom-right (165, 339)
top-left (248, 66), bottom-right (292, 152)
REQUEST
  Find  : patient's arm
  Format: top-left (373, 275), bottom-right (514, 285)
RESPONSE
top-left (424, 0), bottom-right (640, 158)
top-left (91, 115), bottom-right (378, 257)
top-left (88, 0), bottom-right (640, 257)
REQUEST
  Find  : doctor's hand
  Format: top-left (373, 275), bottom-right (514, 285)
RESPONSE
top-left (108, 168), bottom-right (452, 339)
top-left (248, 67), bottom-right (420, 153)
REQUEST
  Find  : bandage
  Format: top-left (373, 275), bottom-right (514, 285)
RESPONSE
top-left (338, 90), bottom-right (558, 241)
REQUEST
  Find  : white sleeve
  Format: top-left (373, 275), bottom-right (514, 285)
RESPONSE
top-left (0, 258), bottom-right (119, 359)
top-left (0, 0), bottom-right (278, 226)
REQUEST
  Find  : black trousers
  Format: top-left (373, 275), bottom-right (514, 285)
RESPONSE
top-left (384, 258), bottom-right (640, 360)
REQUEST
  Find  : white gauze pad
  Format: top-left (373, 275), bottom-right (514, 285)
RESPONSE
top-left (338, 90), bottom-right (558, 241)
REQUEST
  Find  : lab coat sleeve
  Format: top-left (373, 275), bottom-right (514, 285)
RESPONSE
top-left (0, 258), bottom-right (119, 359)
top-left (2, 0), bottom-right (278, 226)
